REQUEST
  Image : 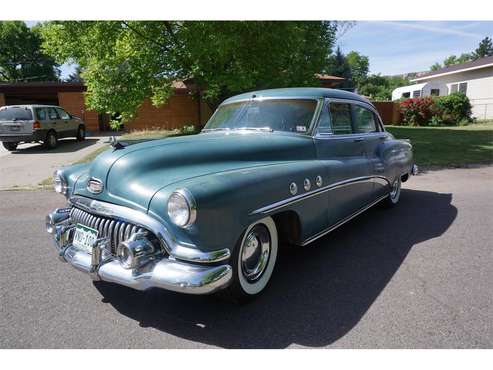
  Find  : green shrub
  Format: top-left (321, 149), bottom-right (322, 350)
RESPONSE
top-left (434, 92), bottom-right (472, 125)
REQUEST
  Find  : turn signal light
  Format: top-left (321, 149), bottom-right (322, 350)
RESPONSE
top-left (33, 121), bottom-right (41, 129)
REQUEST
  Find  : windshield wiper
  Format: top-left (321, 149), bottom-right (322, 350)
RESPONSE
top-left (233, 127), bottom-right (273, 132)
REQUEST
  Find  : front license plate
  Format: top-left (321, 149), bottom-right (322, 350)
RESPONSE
top-left (73, 223), bottom-right (99, 253)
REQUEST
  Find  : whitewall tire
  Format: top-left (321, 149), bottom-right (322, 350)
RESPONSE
top-left (223, 216), bottom-right (278, 301)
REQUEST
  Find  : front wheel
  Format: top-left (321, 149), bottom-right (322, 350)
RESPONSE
top-left (222, 216), bottom-right (278, 302)
top-left (2, 142), bottom-right (18, 151)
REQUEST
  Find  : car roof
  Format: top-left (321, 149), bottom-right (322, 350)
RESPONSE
top-left (1, 104), bottom-right (60, 109)
top-left (222, 87), bottom-right (372, 105)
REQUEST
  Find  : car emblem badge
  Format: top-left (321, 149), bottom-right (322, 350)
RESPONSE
top-left (87, 178), bottom-right (104, 194)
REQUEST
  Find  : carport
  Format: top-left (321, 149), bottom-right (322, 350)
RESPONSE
top-left (0, 82), bottom-right (101, 132)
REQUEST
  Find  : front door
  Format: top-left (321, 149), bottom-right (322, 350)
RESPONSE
top-left (314, 100), bottom-right (373, 227)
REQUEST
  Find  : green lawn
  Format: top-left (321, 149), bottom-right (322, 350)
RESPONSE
top-left (386, 120), bottom-right (493, 167)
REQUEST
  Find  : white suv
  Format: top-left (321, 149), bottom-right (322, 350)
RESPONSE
top-left (0, 105), bottom-right (86, 151)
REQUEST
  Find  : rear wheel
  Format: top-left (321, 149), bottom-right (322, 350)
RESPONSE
top-left (76, 125), bottom-right (85, 141)
top-left (2, 142), bottom-right (18, 151)
top-left (44, 131), bottom-right (58, 150)
top-left (384, 177), bottom-right (401, 207)
top-left (221, 217), bottom-right (278, 303)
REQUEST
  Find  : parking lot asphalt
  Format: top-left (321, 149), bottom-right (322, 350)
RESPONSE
top-left (0, 166), bottom-right (492, 348)
top-left (0, 135), bottom-right (110, 189)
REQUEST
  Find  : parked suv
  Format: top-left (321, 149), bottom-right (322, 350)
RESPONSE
top-left (0, 105), bottom-right (86, 151)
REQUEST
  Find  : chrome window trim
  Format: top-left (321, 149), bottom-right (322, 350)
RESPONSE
top-left (250, 175), bottom-right (390, 216)
top-left (69, 196), bottom-right (230, 264)
top-left (312, 98), bottom-right (386, 138)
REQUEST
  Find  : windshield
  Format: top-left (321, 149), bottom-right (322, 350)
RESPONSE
top-left (0, 107), bottom-right (33, 121)
top-left (204, 99), bottom-right (318, 134)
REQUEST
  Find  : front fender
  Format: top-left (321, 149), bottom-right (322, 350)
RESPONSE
top-left (148, 160), bottom-right (330, 252)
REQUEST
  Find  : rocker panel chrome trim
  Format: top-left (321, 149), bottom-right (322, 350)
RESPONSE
top-left (300, 194), bottom-right (389, 246)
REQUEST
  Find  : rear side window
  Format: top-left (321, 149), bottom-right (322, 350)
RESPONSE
top-left (0, 107), bottom-right (33, 121)
top-left (36, 108), bottom-right (47, 121)
top-left (47, 108), bottom-right (59, 120)
top-left (353, 105), bottom-right (377, 133)
top-left (329, 103), bottom-right (352, 135)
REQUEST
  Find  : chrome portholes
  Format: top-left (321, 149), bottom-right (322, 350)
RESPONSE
top-left (304, 178), bottom-right (311, 191)
top-left (316, 175), bottom-right (323, 187)
top-left (289, 182), bottom-right (298, 195)
top-left (240, 225), bottom-right (271, 283)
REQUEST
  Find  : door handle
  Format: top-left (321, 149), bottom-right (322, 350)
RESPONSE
top-left (353, 138), bottom-right (364, 142)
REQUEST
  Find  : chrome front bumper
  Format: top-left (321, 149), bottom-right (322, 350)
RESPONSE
top-left (47, 207), bottom-right (232, 295)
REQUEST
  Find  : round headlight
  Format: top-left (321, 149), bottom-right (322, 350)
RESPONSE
top-left (53, 170), bottom-right (68, 195)
top-left (167, 189), bottom-right (196, 228)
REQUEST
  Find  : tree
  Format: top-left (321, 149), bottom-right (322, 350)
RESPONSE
top-left (430, 36), bottom-right (492, 71)
top-left (474, 36), bottom-right (493, 58)
top-left (325, 46), bottom-right (353, 89)
top-left (430, 62), bottom-right (442, 71)
top-left (40, 21), bottom-right (338, 123)
top-left (346, 51), bottom-right (369, 87)
top-left (357, 74), bottom-right (409, 101)
top-left (0, 21), bottom-right (59, 81)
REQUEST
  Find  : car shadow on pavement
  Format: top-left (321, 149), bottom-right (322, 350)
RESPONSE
top-left (10, 138), bottom-right (100, 154)
top-left (94, 188), bottom-right (457, 348)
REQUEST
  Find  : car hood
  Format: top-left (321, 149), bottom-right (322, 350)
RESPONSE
top-left (73, 132), bottom-right (316, 211)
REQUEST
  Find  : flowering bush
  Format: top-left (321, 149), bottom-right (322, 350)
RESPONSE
top-left (399, 93), bottom-right (472, 126)
top-left (399, 96), bottom-right (437, 126)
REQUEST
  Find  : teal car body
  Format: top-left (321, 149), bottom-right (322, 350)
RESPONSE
top-left (46, 88), bottom-right (416, 298)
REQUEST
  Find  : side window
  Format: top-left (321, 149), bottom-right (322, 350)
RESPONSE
top-left (450, 84), bottom-right (458, 93)
top-left (353, 105), bottom-right (377, 133)
top-left (316, 104), bottom-right (331, 134)
top-left (47, 108), bottom-right (59, 120)
top-left (430, 89), bottom-right (440, 96)
top-left (36, 108), bottom-right (47, 121)
top-left (329, 103), bottom-right (353, 135)
top-left (56, 108), bottom-right (71, 120)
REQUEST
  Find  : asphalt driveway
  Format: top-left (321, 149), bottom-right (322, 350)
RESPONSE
top-left (0, 166), bottom-right (492, 348)
top-left (0, 135), bottom-right (110, 189)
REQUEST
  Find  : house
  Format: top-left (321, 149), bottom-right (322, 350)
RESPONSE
top-left (391, 55), bottom-right (493, 120)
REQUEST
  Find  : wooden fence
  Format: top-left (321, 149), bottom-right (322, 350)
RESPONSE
top-left (372, 101), bottom-right (402, 125)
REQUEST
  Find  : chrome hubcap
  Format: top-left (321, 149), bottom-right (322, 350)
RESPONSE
top-left (240, 225), bottom-right (271, 282)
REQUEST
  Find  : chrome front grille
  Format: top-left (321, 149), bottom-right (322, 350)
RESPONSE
top-left (70, 207), bottom-right (147, 254)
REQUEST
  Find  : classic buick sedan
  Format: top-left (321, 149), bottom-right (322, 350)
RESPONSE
top-left (46, 88), bottom-right (417, 301)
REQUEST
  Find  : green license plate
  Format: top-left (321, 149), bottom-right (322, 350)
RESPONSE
top-left (73, 223), bottom-right (99, 253)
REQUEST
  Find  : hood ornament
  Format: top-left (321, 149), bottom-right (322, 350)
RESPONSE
top-left (108, 136), bottom-right (125, 149)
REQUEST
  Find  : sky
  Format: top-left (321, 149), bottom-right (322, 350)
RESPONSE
top-left (337, 21), bottom-right (493, 75)
top-left (27, 21), bottom-right (493, 79)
